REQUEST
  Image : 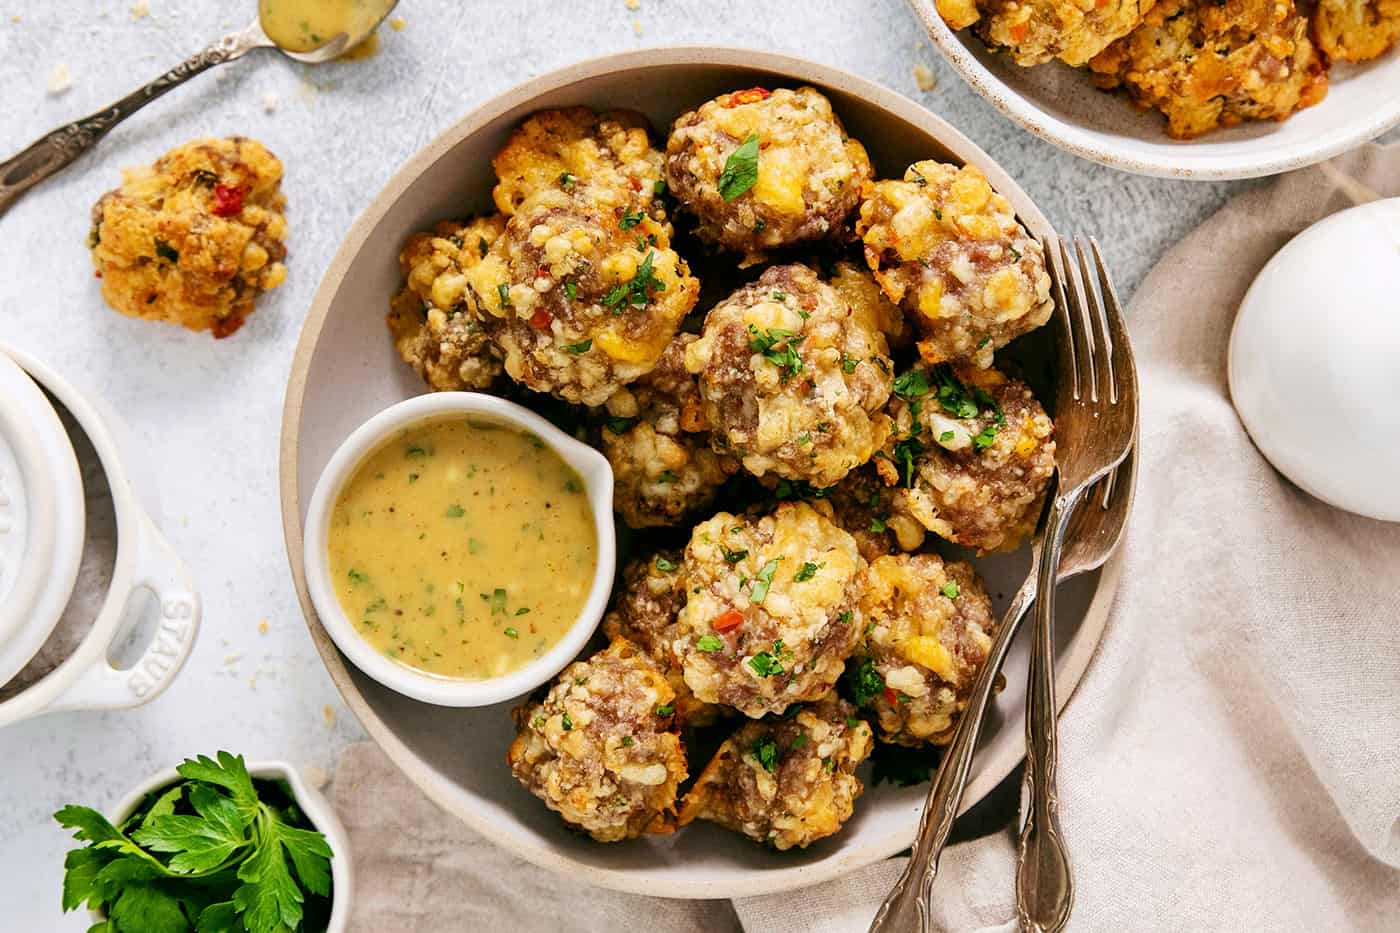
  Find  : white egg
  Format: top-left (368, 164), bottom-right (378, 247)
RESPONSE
top-left (1228, 198), bottom-right (1400, 522)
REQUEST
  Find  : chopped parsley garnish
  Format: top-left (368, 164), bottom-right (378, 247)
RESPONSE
top-left (773, 478), bottom-right (830, 501)
top-left (653, 179), bottom-right (667, 196)
top-left (444, 504), bottom-right (465, 518)
top-left (933, 366), bottom-right (979, 418)
top-left (563, 339), bottom-right (592, 354)
top-left (406, 445), bottom-right (428, 458)
top-left (533, 715), bottom-right (546, 729)
top-left (655, 704), bottom-right (675, 717)
top-left (605, 416), bottom-right (638, 434)
top-left (838, 611), bottom-right (853, 624)
top-left (892, 436), bottom-right (927, 488)
top-left (655, 556), bottom-right (679, 572)
top-left (794, 561), bottom-right (822, 582)
top-left (558, 172), bottom-right (576, 187)
top-left (347, 568), bottom-right (368, 584)
top-left (753, 736), bottom-right (779, 772)
top-left (747, 325), bottom-right (805, 382)
top-left (845, 656), bottom-right (885, 707)
top-left (972, 424), bottom-right (1000, 451)
top-left (841, 354), bottom-right (859, 374)
top-left (941, 580), bottom-right (960, 599)
top-left (748, 640), bottom-right (789, 677)
top-left (977, 336), bottom-right (991, 349)
top-left (718, 133), bottom-right (760, 201)
top-left (478, 236), bottom-right (490, 258)
top-left (796, 433), bottom-right (811, 446)
top-left (893, 369), bottom-right (931, 400)
top-left (561, 712), bottom-right (573, 730)
top-left (750, 558), bottom-right (781, 603)
top-left (824, 755), bottom-right (836, 772)
top-left (622, 735), bottom-right (634, 746)
top-left (846, 717), bottom-right (861, 728)
top-left (695, 634), bottom-right (724, 652)
top-left (497, 283), bottom-right (512, 310)
top-left (489, 588), bottom-right (508, 616)
top-left (1009, 245), bottom-right (1022, 261)
top-left (564, 281), bottom-right (578, 301)
top-left (790, 734), bottom-right (809, 750)
top-left (939, 430), bottom-right (955, 443)
top-left (602, 249), bottom-right (665, 310)
top-left (619, 208), bottom-right (645, 230)
top-left (658, 469), bottom-right (679, 484)
top-left (515, 607), bottom-right (531, 616)
top-left (771, 290), bottom-right (787, 301)
top-left (153, 238), bottom-right (179, 263)
top-left (869, 516), bottom-right (887, 533)
top-left (503, 627), bottom-right (519, 639)
top-left (721, 546), bottom-right (748, 564)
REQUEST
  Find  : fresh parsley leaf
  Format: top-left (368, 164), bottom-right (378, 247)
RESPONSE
top-left (932, 366), bottom-right (979, 419)
top-left (695, 634), bottom-right (724, 653)
top-left (840, 354), bottom-right (858, 374)
top-left (793, 561), bottom-right (821, 582)
top-left (746, 325), bottom-right (804, 382)
top-left (938, 430), bottom-right (955, 443)
top-left (843, 656), bottom-right (885, 707)
top-left (562, 339), bottom-right (592, 354)
top-left (561, 712), bottom-right (574, 731)
top-left (602, 250), bottom-right (665, 310)
top-left (619, 209), bottom-right (645, 230)
top-left (972, 424), bottom-right (999, 451)
top-left (893, 370), bottom-right (930, 400)
top-left (718, 133), bottom-right (760, 201)
top-left (655, 704), bottom-right (675, 717)
top-left (109, 883), bottom-right (188, 933)
top-left (175, 753), bottom-right (258, 818)
top-left (564, 281), bottom-right (578, 301)
top-left (750, 558), bottom-right (781, 603)
top-left (869, 516), bottom-right (887, 533)
top-left (752, 736), bottom-right (780, 773)
top-left (892, 436), bottom-right (926, 488)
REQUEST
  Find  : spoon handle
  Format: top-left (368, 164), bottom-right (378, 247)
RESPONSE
top-left (869, 552), bottom-right (1040, 933)
top-left (1016, 489), bottom-right (1084, 933)
top-left (0, 23), bottom-right (268, 220)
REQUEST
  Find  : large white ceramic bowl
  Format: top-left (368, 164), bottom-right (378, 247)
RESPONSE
top-left (908, 0), bottom-right (1400, 180)
top-left (279, 47), bottom-right (1127, 898)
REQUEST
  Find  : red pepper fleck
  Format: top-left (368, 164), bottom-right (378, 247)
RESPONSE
top-left (529, 309), bottom-right (552, 331)
top-left (727, 87), bottom-right (771, 107)
top-left (628, 177), bottom-right (642, 191)
top-left (883, 687), bottom-right (899, 707)
top-left (212, 184), bottom-right (244, 217)
top-left (712, 609), bottom-right (744, 632)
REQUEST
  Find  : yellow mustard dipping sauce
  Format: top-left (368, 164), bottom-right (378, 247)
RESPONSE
top-left (327, 417), bottom-right (597, 680)
top-left (258, 0), bottom-right (395, 54)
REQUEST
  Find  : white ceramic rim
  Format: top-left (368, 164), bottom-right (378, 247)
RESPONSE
top-left (0, 349), bottom-right (85, 685)
top-left (302, 392), bottom-right (617, 708)
top-left (907, 0), bottom-right (1400, 181)
top-left (102, 760), bottom-right (352, 933)
top-left (0, 345), bottom-right (200, 726)
top-left (277, 46), bottom-right (1127, 899)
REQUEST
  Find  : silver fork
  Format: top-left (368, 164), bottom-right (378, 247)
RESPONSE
top-left (1016, 237), bottom-right (1139, 932)
top-left (870, 236), bottom-right (1138, 933)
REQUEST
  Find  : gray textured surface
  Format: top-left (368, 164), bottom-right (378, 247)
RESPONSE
top-left (0, 0), bottom-right (1246, 925)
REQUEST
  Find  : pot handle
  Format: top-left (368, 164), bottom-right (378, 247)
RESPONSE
top-left (42, 512), bottom-right (200, 714)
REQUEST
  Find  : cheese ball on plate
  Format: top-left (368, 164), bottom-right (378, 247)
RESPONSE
top-left (881, 364), bottom-right (1055, 553)
top-left (858, 161), bottom-right (1052, 370)
top-left (846, 554), bottom-right (996, 746)
top-left (686, 263), bottom-right (894, 488)
top-left (600, 334), bottom-right (739, 529)
top-left (386, 215), bottom-right (506, 391)
top-left (665, 86), bottom-right (872, 256)
top-left (671, 502), bottom-right (864, 719)
top-left (492, 107), bottom-right (665, 216)
top-left (974, 0), bottom-right (1158, 67)
top-left (88, 136), bottom-right (288, 338)
top-left (508, 638), bottom-right (688, 842)
top-left (1087, 0), bottom-right (1328, 139)
top-left (829, 259), bottom-right (914, 353)
top-left (1314, 0), bottom-right (1400, 61)
top-left (463, 184), bottom-right (700, 406)
top-left (678, 692), bottom-right (873, 850)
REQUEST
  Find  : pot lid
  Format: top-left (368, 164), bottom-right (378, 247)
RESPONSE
top-left (0, 349), bottom-right (85, 686)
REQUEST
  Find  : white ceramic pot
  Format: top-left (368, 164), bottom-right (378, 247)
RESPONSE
top-left (0, 345), bottom-right (200, 727)
top-left (102, 760), bottom-right (353, 932)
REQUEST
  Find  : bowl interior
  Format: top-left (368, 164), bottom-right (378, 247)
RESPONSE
top-left (283, 49), bottom-right (1121, 898)
top-left (909, 0), bottom-right (1400, 179)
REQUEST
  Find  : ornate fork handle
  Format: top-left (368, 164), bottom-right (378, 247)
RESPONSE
top-left (870, 544), bottom-right (1042, 933)
top-left (0, 23), bottom-right (267, 219)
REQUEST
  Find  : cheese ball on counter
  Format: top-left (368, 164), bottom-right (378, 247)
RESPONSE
top-left (464, 183), bottom-right (700, 406)
top-left (1315, 0), bottom-right (1400, 61)
top-left (974, 0), bottom-right (1158, 66)
top-left (846, 554), bottom-right (996, 746)
top-left (857, 161), bottom-right (1052, 370)
top-left (678, 692), bottom-right (873, 850)
top-left (880, 365), bottom-right (1055, 554)
top-left (824, 465), bottom-right (927, 563)
top-left (1087, 0), bottom-right (1327, 139)
top-left (671, 502), bottom-right (864, 719)
top-left (492, 107), bottom-right (665, 216)
top-left (88, 136), bottom-right (288, 338)
top-left (601, 550), bottom-right (722, 727)
top-left (686, 263), bottom-right (894, 488)
top-left (600, 334), bottom-right (740, 529)
top-left (508, 638), bottom-right (688, 842)
top-left (665, 87), bottom-right (872, 256)
top-left (386, 215), bottom-right (506, 391)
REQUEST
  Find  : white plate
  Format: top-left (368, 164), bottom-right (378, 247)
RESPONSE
top-left (908, 0), bottom-right (1400, 180)
top-left (278, 47), bottom-right (1127, 899)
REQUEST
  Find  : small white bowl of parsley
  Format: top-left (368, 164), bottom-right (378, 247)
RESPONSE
top-left (55, 752), bottom-right (351, 933)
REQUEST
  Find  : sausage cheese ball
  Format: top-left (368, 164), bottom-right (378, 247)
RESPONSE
top-left (858, 161), bottom-right (1052, 371)
top-left (1087, 0), bottom-right (1328, 139)
top-left (678, 692), bottom-right (873, 850)
top-left (508, 638), bottom-right (688, 842)
top-left (665, 87), bottom-right (873, 255)
top-left (492, 107), bottom-right (665, 216)
top-left (386, 215), bottom-right (505, 391)
top-left (686, 264), bottom-right (894, 488)
top-left (847, 554), bottom-right (996, 746)
top-left (464, 184), bottom-right (701, 406)
top-left (600, 334), bottom-right (739, 528)
top-left (88, 137), bottom-right (288, 338)
top-left (829, 260), bottom-right (913, 353)
top-left (824, 465), bottom-right (927, 563)
top-left (1315, 0), bottom-right (1400, 61)
top-left (975, 0), bottom-right (1157, 66)
top-left (671, 502), bottom-right (864, 718)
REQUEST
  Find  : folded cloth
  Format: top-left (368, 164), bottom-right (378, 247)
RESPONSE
top-left (331, 142), bottom-right (1400, 932)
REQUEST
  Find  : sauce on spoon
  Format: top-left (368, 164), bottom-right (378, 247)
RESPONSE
top-left (258, 0), bottom-right (396, 54)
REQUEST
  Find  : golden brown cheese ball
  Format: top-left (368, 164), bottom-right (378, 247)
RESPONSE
top-left (1315, 0), bottom-right (1400, 61)
top-left (463, 184), bottom-right (700, 406)
top-left (601, 551), bottom-right (721, 727)
top-left (824, 465), bottom-right (927, 563)
top-left (508, 638), bottom-right (688, 842)
top-left (1088, 0), bottom-right (1328, 139)
top-left (386, 215), bottom-right (505, 391)
top-left (492, 107), bottom-right (664, 216)
top-left (847, 554), bottom-right (996, 746)
top-left (686, 264), bottom-right (894, 488)
top-left (974, 0), bottom-right (1158, 66)
top-left (678, 692), bottom-right (873, 850)
top-left (88, 137), bottom-right (288, 338)
top-left (881, 365), bottom-right (1055, 554)
top-left (858, 161), bottom-right (1052, 370)
top-left (671, 502), bottom-right (864, 718)
top-left (665, 87), bottom-right (872, 255)
top-left (600, 334), bottom-right (739, 528)
top-left (829, 259), bottom-right (913, 353)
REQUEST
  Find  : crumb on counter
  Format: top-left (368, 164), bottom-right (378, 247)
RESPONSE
top-left (262, 92), bottom-right (279, 113)
top-left (913, 64), bottom-right (937, 92)
top-left (257, 619), bottom-right (269, 635)
top-left (323, 705), bottom-right (336, 728)
top-left (390, 15), bottom-right (405, 30)
top-left (633, 18), bottom-right (643, 35)
top-left (131, 0), bottom-right (150, 19)
top-left (627, 0), bottom-right (641, 8)
top-left (47, 62), bottom-right (73, 95)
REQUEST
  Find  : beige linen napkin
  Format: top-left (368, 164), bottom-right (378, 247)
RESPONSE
top-left (330, 142), bottom-right (1400, 932)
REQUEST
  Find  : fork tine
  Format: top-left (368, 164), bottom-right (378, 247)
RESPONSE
top-left (1089, 237), bottom-right (1136, 408)
top-left (1058, 237), bottom-right (1097, 402)
top-left (1074, 237), bottom-right (1113, 405)
top-left (1098, 465), bottom-right (1116, 509)
top-left (1044, 235), bottom-right (1078, 398)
